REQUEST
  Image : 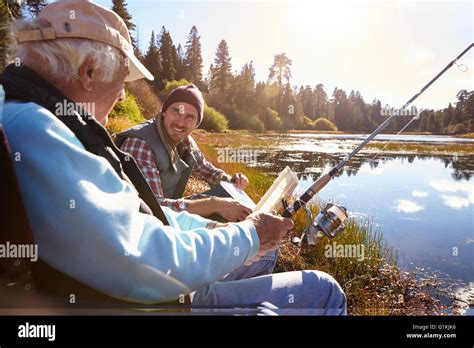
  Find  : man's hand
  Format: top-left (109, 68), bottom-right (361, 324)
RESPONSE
top-left (215, 197), bottom-right (253, 222)
top-left (246, 212), bottom-right (294, 255)
top-left (231, 173), bottom-right (249, 190)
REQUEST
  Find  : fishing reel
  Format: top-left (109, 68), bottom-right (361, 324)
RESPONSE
top-left (290, 202), bottom-right (348, 247)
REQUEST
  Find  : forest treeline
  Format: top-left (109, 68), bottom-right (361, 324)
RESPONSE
top-left (2, 0), bottom-right (473, 134)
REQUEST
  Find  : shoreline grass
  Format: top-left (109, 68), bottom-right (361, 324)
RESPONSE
top-left (193, 131), bottom-right (453, 315)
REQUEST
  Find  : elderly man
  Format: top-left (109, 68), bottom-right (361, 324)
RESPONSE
top-left (0, 0), bottom-right (346, 315)
top-left (116, 84), bottom-right (252, 223)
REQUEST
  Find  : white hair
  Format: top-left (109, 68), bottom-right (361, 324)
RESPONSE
top-left (9, 19), bottom-right (124, 82)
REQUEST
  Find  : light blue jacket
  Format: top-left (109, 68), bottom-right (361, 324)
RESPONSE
top-left (1, 98), bottom-right (259, 304)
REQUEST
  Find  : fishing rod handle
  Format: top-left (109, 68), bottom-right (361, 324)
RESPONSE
top-left (282, 173), bottom-right (332, 218)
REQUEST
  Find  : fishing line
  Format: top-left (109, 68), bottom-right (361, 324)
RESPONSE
top-left (283, 43), bottom-right (474, 246)
top-left (368, 54), bottom-right (470, 164)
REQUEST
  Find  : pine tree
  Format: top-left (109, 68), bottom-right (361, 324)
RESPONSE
top-left (5, 0), bottom-right (21, 19)
top-left (143, 30), bottom-right (163, 91)
top-left (204, 64), bottom-right (214, 92)
top-left (184, 25), bottom-right (204, 88)
top-left (0, 1), bottom-right (10, 71)
top-left (22, 0), bottom-right (47, 18)
top-left (158, 26), bottom-right (177, 84)
top-left (299, 85), bottom-right (314, 119)
top-left (1, 0), bottom-right (23, 71)
top-left (210, 39), bottom-right (233, 96)
top-left (313, 84), bottom-right (328, 119)
top-left (333, 87), bottom-right (351, 131)
top-left (234, 61), bottom-right (256, 113)
top-left (268, 53), bottom-right (292, 91)
top-left (175, 43), bottom-right (187, 80)
top-left (369, 99), bottom-right (383, 130)
top-left (464, 92), bottom-right (474, 124)
top-left (111, 0), bottom-right (138, 53)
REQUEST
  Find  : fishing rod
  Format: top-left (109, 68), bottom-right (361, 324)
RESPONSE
top-left (283, 43), bottom-right (474, 246)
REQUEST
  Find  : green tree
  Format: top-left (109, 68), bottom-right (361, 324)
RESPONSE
top-left (299, 85), bottom-right (314, 119)
top-left (174, 43), bottom-right (187, 81)
top-left (210, 39), bottom-right (233, 96)
top-left (349, 90), bottom-right (369, 131)
top-left (314, 117), bottom-right (337, 131)
top-left (143, 30), bottom-right (163, 91)
top-left (158, 26), bottom-right (177, 85)
top-left (332, 87), bottom-right (351, 131)
top-left (268, 53), bottom-right (292, 91)
top-left (277, 83), bottom-right (304, 129)
top-left (313, 84), bottom-right (329, 119)
top-left (263, 107), bottom-right (282, 130)
top-left (109, 91), bottom-right (144, 124)
top-left (184, 25), bottom-right (204, 89)
top-left (234, 61), bottom-right (256, 113)
top-left (111, 0), bottom-right (137, 52)
top-left (22, 0), bottom-right (47, 17)
top-left (368, 99), bottom-right (383, 130)
top-left (441, 103), bottom-right (454, 129)
top-left (163, 79), bottom-right (192, 93)
top-left (255, 82), bottom-right (279, 112)
top-left (0, 1), bottom-right (10, 70)
top-left (5, 0), bottom-right (21, 18)
top-left (1, 0), bottom-right (23, 71)
top-left (461, 90), bottom-right (474, 121)
top-left (201, 106), bottom-right (228, 132)
top-left (203, 63), bottom-right (213, 92)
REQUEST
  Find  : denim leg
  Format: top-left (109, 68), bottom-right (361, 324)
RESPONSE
top-left (192, 270), bottom-right (347, 315)
top-left (220, 249), bottom-right (279, 281)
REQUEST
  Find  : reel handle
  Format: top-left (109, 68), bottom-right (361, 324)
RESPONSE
top-left (283, 174), bottom-right (332, 218)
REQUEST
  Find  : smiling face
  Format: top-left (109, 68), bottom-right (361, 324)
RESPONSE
top-left (162, 102), bottom-right (199, 143)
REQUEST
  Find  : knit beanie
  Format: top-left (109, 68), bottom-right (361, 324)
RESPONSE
top-left (161, 84), bottom-right (204, 126)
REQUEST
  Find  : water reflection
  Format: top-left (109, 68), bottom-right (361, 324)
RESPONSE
top-left (393, 200), bottom-right (424, 213)
top-left (255, 150), bottom-right (474, 181)
top-left (246, 135), bottom-right (474, 284)
top-left (430, 180), bottom-right (474, 209)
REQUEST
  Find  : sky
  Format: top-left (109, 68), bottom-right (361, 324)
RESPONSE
top-left (95, 0), bottom-right (474, 110)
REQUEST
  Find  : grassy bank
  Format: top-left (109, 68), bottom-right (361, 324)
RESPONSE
top-left (193, 131), bottom-right (450, 315)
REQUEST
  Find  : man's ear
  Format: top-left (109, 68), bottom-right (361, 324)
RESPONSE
top-left (77, 57), bottom-right (96, 92)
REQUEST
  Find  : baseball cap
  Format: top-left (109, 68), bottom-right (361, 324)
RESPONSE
top-left (14, 0), bottom-right (153, 82)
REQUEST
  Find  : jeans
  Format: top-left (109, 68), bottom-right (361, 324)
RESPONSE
top-left (191, 270), bottom-right (347, 315)
top-left (189, 186), bottom-right (347, 315)
top-left (188, 185), bottom-right (280, 281)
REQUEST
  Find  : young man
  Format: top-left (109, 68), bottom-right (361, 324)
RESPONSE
top-left (116, 85), bottom-right (252, 222)
top-left (0, 0), bottom-right (346, 314)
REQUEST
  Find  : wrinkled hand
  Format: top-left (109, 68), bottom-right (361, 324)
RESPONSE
top-left (216, 197), bottom-right (253, 222)
top-left (246, 212), bottom-right (294, 256)
top-left (232, 173), bottom-right (249, 190)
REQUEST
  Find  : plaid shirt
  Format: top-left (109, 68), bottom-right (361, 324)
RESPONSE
top-left (120, 135), bottom-right (230, 212)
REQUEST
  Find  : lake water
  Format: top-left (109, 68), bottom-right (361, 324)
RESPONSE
top-left (247, 133), bottom-right (474, 287)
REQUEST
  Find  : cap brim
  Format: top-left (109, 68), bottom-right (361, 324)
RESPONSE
top-left (124, 50), bottom-right (154, 82)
